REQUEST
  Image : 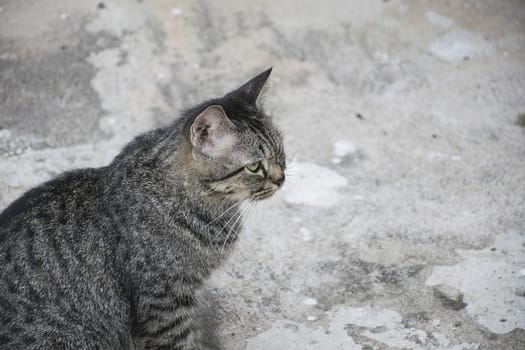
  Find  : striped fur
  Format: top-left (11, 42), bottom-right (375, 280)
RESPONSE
top-left (0, 69), bottom-right (285, 349)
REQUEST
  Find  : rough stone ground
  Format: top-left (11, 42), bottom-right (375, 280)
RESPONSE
top-left (1, 0), bottom-right (524, 349)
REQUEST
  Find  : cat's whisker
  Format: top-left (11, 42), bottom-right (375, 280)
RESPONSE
top-left (212, 196), bottom-right (250, 244)
top-left (207, 200), bottom-right (242, 226)
top-left (245, 201), bottom-right (256, 222)
top-left (249, 200), bottom-right (259, 221)
top-left (221, 214), bottom-right (242, 253)
top-left (212, 208), bottom-right (241, 243)
top-left (221, 201), bottom-right (252, 254)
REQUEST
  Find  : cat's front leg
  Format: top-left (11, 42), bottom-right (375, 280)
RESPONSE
top-left (137, 304), bottom-right (201, 350)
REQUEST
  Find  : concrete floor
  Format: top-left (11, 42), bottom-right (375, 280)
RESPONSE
top-left (1, 0), bottom-right (524, 349)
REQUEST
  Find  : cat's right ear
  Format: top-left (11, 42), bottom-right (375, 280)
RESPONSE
top-left (233, 68), bottom-right (272, 110)
top-left (190, 105), bottom-right (236, 158)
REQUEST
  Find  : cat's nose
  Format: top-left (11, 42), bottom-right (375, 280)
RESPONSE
top-left (273, 174), bottom-right (285, 187)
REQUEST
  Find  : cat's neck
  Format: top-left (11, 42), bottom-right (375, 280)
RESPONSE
top-left (103, 124), bottom-right (245, 248)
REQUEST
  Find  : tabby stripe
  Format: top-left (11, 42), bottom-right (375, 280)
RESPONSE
top-left (147, 295), bottom-right (195, 313)
top-left (17, 227), bottom-right (54, 301)
top-left (140, 306), bottom-right (192, 326)
top-left (110, 221), bottom-right (123, 264)
top-left (3, 245), bottom-right (12, 263)
top-left (141, 288), bottom-right (170, 299)
top-left (207, 166), bottom-right (245, 182)
top-left (145, 327), bottom-right (191, 349)
top-left (12, 257), bottom-right (23, 277)
top-left (182, 203), bottom-right (240, 247)
top-left (258, 144), bottom-right (266, 157)
top-left (150, 345), bottom-right (183, 350)
top-left (25, 227), bottom-right (39, 268)
top-left (246, 122), bottom-right (273, 151)
top-left (141, 315), bottom-right (188, 337)
top-left (250, 120), bottom-right (277, 151)
top-left (0, 295), bottom-right (15, 314)
top-left (62, 220), bottom-right (87, 265)
top-left (48, 230), bottom-right (68, 271)
top-left (0, 334), bottom-right (11, 346)
top-left (27, 283), bottom-right (43, 303)
top-left (147, 293), bottom-right (196, 306)
top-left (36, 227), bottom-right (92, 332)
top-left (143, 279), bottom-right (200, 299)
top-left (22, 335), bottom-right (36, 346)
top-left (190, 204), bottom-right (221, 231)
top-left (5, 276), bottom-right (17, 294)
top-left (171, 216), bottom-right (199, 242)
top-left (169, 326), bottom-right (192, 346)
top-left (173, 215), bottom-right (215, 247)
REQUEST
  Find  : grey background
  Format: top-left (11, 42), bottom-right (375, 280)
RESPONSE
top-left (0, 0), bottom-right (524, 349)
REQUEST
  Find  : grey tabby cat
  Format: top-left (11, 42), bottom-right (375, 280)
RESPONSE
top-left (0, 68), bottom-right (285, 349)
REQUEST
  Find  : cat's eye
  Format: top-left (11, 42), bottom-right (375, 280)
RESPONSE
top-left (245, 161), bottom-right (261, 173)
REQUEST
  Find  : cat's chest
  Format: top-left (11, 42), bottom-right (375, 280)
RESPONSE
top-left (134, 233), bottom-right (228, 282)
top-left (125, 205), bottom-right (239, 289)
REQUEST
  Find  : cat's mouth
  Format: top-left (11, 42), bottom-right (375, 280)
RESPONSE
top-left (251, 188), bottom-right (276, 200)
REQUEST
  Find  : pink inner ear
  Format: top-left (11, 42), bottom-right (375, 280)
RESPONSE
top-left (191, 120), bottom-right (209, 145)
top-left (190, 105), bottom-right (235, 157)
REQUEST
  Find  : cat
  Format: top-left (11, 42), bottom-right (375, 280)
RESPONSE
top-left (0, 68), bottom-right (285, 350)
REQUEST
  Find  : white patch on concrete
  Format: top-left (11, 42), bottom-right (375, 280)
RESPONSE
top-left (429, 29), bottom-right (493, 62)
top-left (247, 306), bottom-right (479, 350)
top-left (432, 332), bottom-right (450, 347)
top-left (0, 52), bottom-right (17, 60)
top-left (292, 216), bottom-right (302, 223)
top-left (283, 162), bottom-right (348, 207)
top-left (246, 319), bottom-right (360, 350)
top-left (335, 306), bottom-right (401, 328)
top-left (84, 2), bottom-right (170, 153)
top-left (302, 297), bottom-right (318, 306)
top-left (331, 157), bottom-right (342, 164)
top-left (426, 231), bottom-right (525, 334)
top-left (426, 11), bottom-right (454, 30)
top-left (337, 307), bottom-right (479, 349)
top-left (299, 227), bottom-right (313, 242)
top-left (170, 8), bottom-right (182, 16)
top-left (86, 1), bottom-right (145, 36)
top-left (427, 151), bottom-right (462, 161)
top-left (333, 140), bottom-right (357, 157)
top-left (0, 129), bottom-right (11, 140)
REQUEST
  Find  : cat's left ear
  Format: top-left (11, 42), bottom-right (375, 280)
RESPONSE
top-left (190, 105), bottom-right (236, 158)
top-left (236, 67), bottom-right (272, 109)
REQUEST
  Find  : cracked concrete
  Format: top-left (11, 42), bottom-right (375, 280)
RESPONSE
top-left (1, 0), bottom-right (524, 349)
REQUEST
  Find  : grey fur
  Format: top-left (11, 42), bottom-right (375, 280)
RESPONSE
top-left (0, 69), bottom-right (285, 350)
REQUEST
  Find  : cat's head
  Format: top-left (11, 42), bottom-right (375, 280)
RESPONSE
top-left (184, 68), bottom-right (285, 202)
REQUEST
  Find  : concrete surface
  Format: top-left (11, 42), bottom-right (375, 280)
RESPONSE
top-left (1, 0), bottom-right (524, 349)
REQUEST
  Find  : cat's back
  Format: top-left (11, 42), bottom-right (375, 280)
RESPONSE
top-left (0, 168), bottom-right (102, 229)
top-left (0, 168), bottom-right (131, 349)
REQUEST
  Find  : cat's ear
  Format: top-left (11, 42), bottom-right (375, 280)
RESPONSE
top-left (190, 105), bottom-right (236, 158)
top-left (236, 67), bottom-right (272, 109)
